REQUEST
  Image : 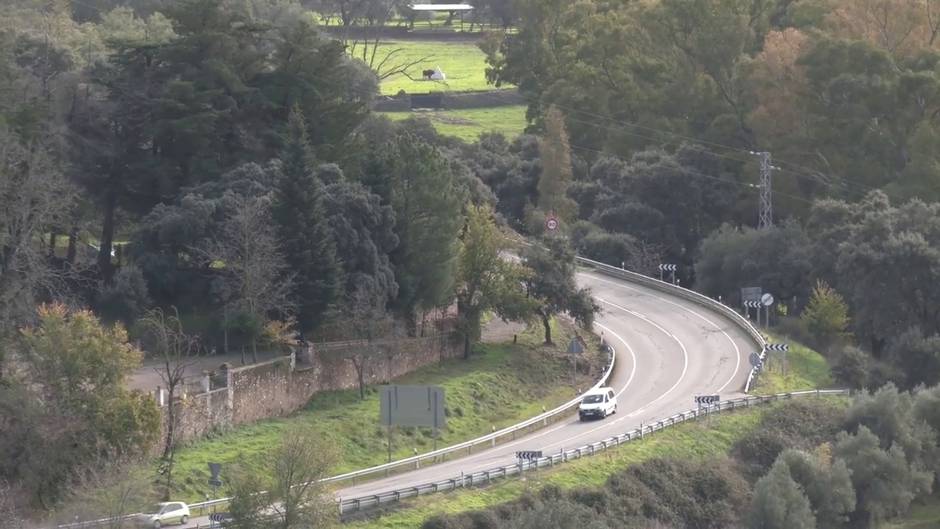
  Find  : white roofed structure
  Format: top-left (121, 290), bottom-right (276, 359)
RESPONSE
top-left (409, 4), bottom-right (474, 11)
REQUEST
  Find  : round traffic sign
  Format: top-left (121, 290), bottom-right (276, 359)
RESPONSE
top-left (545, 216), bottom-right (558, 231)
top-left (749, 352), bottom-right (762, 366)
top-left (761, 293), bottom-right (774, 306)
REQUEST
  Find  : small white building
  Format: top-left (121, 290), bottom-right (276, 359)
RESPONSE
top-left (408, 4), bottom-right (474, 29)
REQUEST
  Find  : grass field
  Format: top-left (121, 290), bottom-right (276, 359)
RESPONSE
top-left (347, 405), bottom-right (770, 528)
top-left (164, 320), bottom-right (602, 502)
top-left (379, 105), bottom-right (527, 142)
top-left (361, 40), bottom-right (508, 95)
top-left (752, 334), bottom-right (833, 394)
top-left (888, 495), bottom-right (940, 529)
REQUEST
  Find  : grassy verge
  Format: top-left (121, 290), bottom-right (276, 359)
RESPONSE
top-left (166, 320), bottom-right (602, 502)
top-left (752, 333), bottom-right (832, 394)
top-left (367, 40), bottom-right (507, 94)
top-left (379, 106), bottom-right (527, 142)
top-left (888, 495), bottom-right (940, 529)
top-left (347, 405), bottom-right (770, 529)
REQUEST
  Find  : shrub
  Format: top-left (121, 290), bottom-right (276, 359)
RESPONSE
top-left (733, 400), bottom-right (845, 478)
top-left (832, 346), bottom-right (871, 390)
top-left (96, 265), bottom-right (152, 324)
top-left (606, 458), bottom-right (749, 529)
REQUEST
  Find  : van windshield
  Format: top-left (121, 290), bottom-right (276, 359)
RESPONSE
top-left (582, 395), bottom-right (604, 404)
top-left (145, 505), bottom-right (163, 515)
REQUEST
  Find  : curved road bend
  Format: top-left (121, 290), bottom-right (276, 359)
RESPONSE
top-left (182, 270), bottom-right (757, 526)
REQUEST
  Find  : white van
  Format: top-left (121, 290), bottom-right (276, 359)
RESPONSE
top-left (136, 502), bottom-right (190, 528)
top-left (579, 387), bottom-right (617, 421)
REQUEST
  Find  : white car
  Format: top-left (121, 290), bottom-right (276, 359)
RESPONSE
top-left (579, 387), bottom-right (617, 421)
top-left (136, 502), bottom-right (190, 528)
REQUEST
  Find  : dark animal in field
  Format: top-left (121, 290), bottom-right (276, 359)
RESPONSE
top-left (422, 69), bottom-right (435, 80)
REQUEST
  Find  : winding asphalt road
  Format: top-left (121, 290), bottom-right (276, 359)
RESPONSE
top-left (181, 269), bottom-right (758, 527)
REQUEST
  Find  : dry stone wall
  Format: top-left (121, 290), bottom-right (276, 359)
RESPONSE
top-left (157, 333), bottom-right (460, 446)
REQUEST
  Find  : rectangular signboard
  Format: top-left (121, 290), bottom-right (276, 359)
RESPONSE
top-left (741, 287), bottom-right (763, 303)
top-left (379, 385), bottom-right (446, 428)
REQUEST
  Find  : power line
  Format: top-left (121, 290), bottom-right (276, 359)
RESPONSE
top-left (564, 141), bottom-right (817, 207)
top-left (547, 101), bottom-right (882, 195)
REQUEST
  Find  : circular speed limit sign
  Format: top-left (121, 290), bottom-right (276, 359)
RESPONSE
top-left (545, 216), bottom-right (559, 231)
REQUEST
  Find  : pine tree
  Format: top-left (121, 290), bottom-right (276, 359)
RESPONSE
top-left (385, 134), bottom-right (465, 331)
top-left (272, 107), bottom-right (342, 335)
top-left (537, 106), bottom-right (578, 224)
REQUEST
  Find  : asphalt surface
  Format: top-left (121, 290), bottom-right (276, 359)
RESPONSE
top-left (180, 270), bottom-right (757, 527)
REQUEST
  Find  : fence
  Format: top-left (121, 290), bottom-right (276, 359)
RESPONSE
top-left (337, 389), bottom-right (851, 515)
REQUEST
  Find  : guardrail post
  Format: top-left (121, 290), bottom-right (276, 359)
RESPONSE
top-left (491, 425), bottom-right (496, 447)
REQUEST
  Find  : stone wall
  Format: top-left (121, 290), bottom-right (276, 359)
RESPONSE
top-left (159, 333), bottom-right (460, 446)
top-left (373, 89), bottom-right (524, 112)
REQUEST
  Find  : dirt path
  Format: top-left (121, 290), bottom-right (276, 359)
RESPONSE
top-left (481, 317), bottom-right (526, 343)
top-left (127, 350), bottom-right (282, 392)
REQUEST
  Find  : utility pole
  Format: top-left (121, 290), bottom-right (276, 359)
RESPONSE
top-left (755, 151), bottom-right (773, 230)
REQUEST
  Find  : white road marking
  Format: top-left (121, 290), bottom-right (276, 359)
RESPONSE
top-left (542, 297), bottom-right (690, 449)
top-left (585, 274), bottom-right (742, 392)
top-left (494, 321), bottom-right (639, 452)
top-left (596, 297), bottom-right (689, 418)
top-left (595, 322), bottom-right (637, 398)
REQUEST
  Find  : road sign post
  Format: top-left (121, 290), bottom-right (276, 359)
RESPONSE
top-left (658, 263), bottom-right (677, 283)
top-left (567, 336), bottom-right (584, 386)
top-left (761, 293), bottom-right (774, 328)
top-left (765, 343), bottom-right (789, 375)
top-left (744, 300), bottom-right (762, 325)
top-left (741, 287), bottom-right (762, 321)
top-left (380, 385), bottom-right (447, 465)
top-left (207, 462), bottom-right (222, 497)
top-left (545, 213), bottom-right (558, 232)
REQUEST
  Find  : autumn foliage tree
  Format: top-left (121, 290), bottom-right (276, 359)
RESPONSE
top-left (536, 106), bottom-right (578, 226)
top-left (801, 280), bottom-right (852, 353)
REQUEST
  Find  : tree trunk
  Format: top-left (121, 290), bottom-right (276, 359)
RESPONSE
top-left (98, 189), bottom-right (117, 283)
top-left (66, 225), bottom-right (77, 265)
top-left (251, 337), bottom-right (258, 363)
top-left (542, 314), bottom-right (552, 345)
top-left (405, 310), bottom-right (418, 337)
top-left (463, 333), bottom-right (471, 360)
top-left (163, 389), bottom-right (176, 458)
top-left (162, 387), bottom-right (176, 500)
top-left (48, 232), bottom-right (57, 257)
top-left (353, 358), bottom-right (366, 400)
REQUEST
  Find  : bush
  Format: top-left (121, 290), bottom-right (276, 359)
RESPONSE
top-left (607, 458), bottom-right (749, 529)
top-left (96, 265), bottom-right (152, 324)
top-left (886, 328), bottom-right (940, 390)
top-left (733, 400), bottom-right (846, 478)
top-left (832, 346), bottom-right (871, 390)
top-left (773, 317), bottom-right (814, 350)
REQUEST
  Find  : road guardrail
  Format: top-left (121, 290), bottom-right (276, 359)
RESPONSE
top-left (337, 389), bottom-right (851, 515)
top-left (57, 256), bottom-right (766, 528)
top-left (573, 257), bottom-right (768, 392)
